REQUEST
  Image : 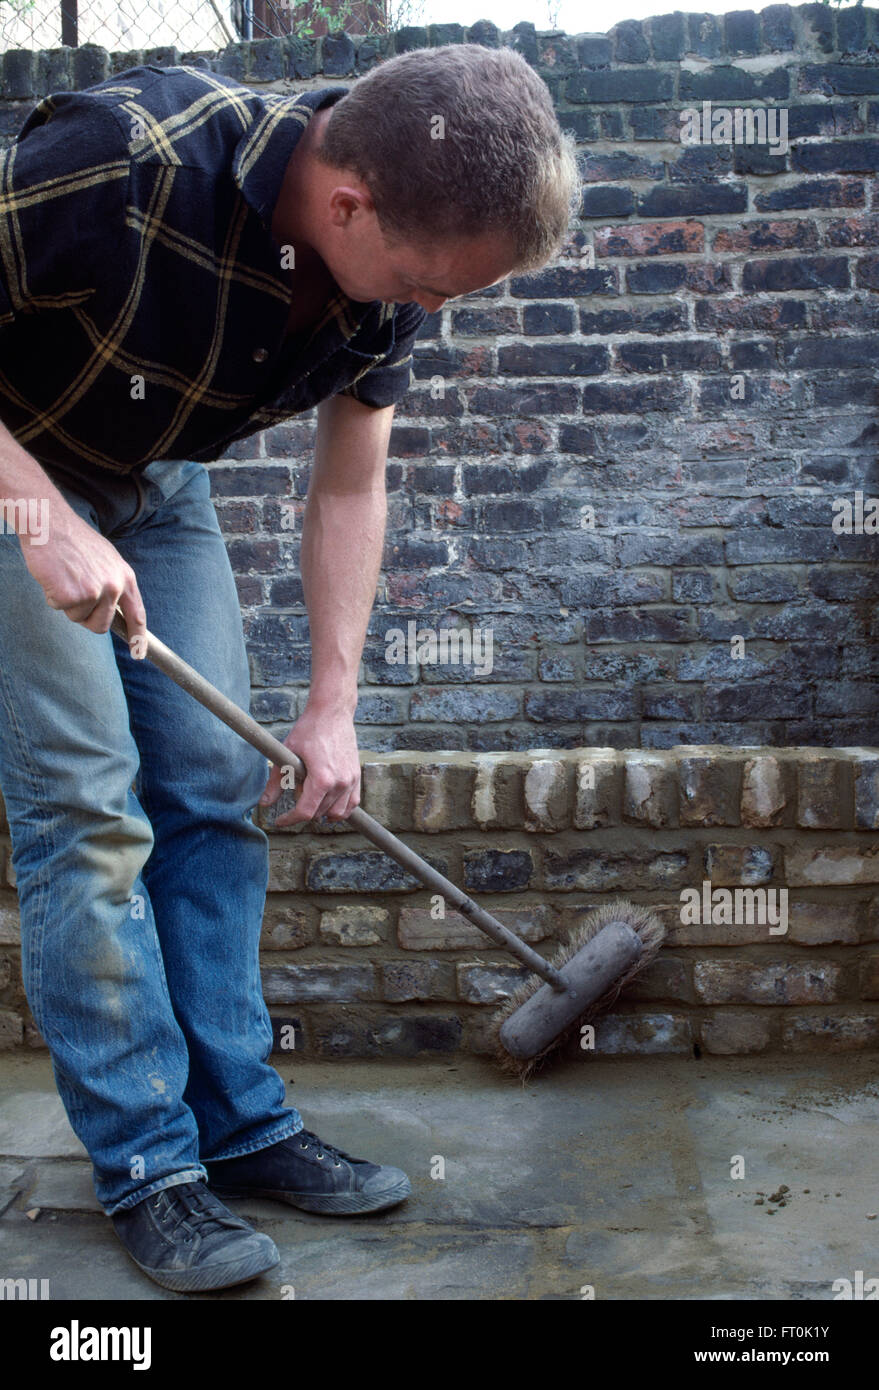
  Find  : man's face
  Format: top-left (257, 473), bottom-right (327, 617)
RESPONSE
top-left (319, 200), bottom-right (519, 311)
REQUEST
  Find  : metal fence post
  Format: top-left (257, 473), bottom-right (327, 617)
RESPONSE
top-left (60, 0), bottom-right (78, 47)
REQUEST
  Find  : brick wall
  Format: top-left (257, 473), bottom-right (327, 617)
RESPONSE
top-left (1, 10), bottom-right (878, 1057)
top-left (2, 748), bottom-right (879, 1057)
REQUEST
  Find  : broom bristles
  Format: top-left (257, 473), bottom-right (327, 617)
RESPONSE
top-left (488, 898), bottom-right (666, 1081)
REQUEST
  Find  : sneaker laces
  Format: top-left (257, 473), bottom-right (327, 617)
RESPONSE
top-left (294, 1129), bottom-right (364, 1167)
top-left (160, 1183), bottom-right (244, 1240)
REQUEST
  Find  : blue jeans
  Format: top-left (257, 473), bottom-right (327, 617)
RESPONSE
top-left (0, 458), bottom-right (302, 1214)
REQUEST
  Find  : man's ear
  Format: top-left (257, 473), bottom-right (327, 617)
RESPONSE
top-left (327, 184), bottom-right (373, 226)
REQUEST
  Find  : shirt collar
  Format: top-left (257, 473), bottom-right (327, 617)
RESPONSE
top-left (231, 83), bottom-right (400, 347)
top-left (231, 84), bottom-right (350, 231)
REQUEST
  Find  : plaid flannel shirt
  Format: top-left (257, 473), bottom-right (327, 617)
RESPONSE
top-left (0, 64), bottom-right (426, 484)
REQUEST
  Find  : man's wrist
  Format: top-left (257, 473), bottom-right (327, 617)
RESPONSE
top-left (305, 683), bottom-right (359, 719)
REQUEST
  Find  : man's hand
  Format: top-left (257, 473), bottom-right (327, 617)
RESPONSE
top-left (260, 702), bottom-right (361, 826)
top-left (0, 417), bottom-right (147, 644)
top-left (21, 499), bottom-right (148, 642)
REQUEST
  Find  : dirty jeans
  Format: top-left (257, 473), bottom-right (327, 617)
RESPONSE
top-left (0, 457), bottom-right (302, 1214)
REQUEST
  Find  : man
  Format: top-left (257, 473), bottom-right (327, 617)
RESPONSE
top-left (0, 43), bottom-right (578, 1291)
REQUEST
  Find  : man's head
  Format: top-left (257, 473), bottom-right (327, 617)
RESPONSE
top-left (301, 43), bottom-right (580, 310)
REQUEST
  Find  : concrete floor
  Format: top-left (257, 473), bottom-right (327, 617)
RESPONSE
top-left (0, 1050), bottom-right (877, 1301)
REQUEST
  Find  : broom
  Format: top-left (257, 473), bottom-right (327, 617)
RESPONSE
top-left (110, 609), bottom-right (666, 1079)
top-left (489, 898), bottom-right (665, 1080)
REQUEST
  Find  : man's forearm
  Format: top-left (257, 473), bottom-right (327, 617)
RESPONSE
top-left (300, 395), bottom-right (395, 717)
top-left (0, 417), bottom-right (71, 535)
top-left (300, 485), bottom-right (386, 715)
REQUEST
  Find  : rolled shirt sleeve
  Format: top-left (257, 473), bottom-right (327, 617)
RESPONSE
top-left (339, 300), bottom-right (427, 409)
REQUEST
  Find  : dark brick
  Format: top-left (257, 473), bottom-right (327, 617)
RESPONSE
top-left (510, 21), bottom-right (538, 66)
top-left (567, 70), bottom-right (674, 103)
top-left (557, 108), bottom-right (600, 141)
top-left (463, 850), bottom-right (533, 891)
top-left (526, 688), bottom-right (638, 721)
top-left (522, 304), bottom-right (575, 335)
top-left (111, 50), bottom-right (145, 77)
top-left (584, 609), bottom-right (694, 642)
top-left (618, 533), bottom-right (724, 566)
top-left (576, 35), bottom-right (613, 67)
top-left (813, 374), bottom-right (878, 407)
top-left (837, 5), bottom-right (869, 54)
top-left (536, 34), bottom-right (579, 76)
top-left (322, 32), bottom-right (355, 76)
top-left (648, 13), bottom-right (687, 61)
top-left (142, 47), bottom-right (178, 69)
top-left (467, 20), bottom-right (499, 47)
top-left (616, 340), bottom-right (723, 372)
top-left (612, 19), bottom-right (650, 63)
top-left (760, 5), bottom-right (796, 51)
top-left (582, 381), bottom-right (688, 414)
top-left (510, 267), bottom-right (617, 297)
top-left (824, 214), bottom-right (879, 247)
top-left (2, 50), bottom-right (36, 100)
top-left (625, 262), bottom-right (686, 295)
top-left (793, 141), bottom-right (879, 174)
top-left (698, 376), bottom-right (808, 411)
top-left (687, 13), bottom-right (723, 59)
top-left (388, 426), bottom-right (431, 457)
top-left (580, 304), bottom-right (687, 335)
top-left (679, 67), bottom-right (790, 101)
top-left (306, 849), bottom-right (447, 893)
top-left (856, 257), bottom-right (879, 289)
top-left (354, 36), bottom-right (385, 73)
top-left (729, 339), bottom-right (776, 369)
top-left (497, 344), bottom-right (608, 376)
top-left (312, 1016), bottom-right (462, 1058)
top-left (269, 1016), bottom-right (304, 1053)
top-left (217, 44), bottom-right (249, 81)
top-left (637, 184), bottom-right (748, 217)
top-left (630, 106), bottom-right (682, 141)
top-left (704, 684), bottom-right (810, 719)
top-left (427, 23), bottom-right (465, 45)
top-left (800, 64), bottom-right (879, 96)
top-left (669, 145), bottom-right (734, 182)
top-left (723, 10), bottom-right (761, 55)
top-left (284, 36), bottom-right (318, 79)
top-left (581, 151), bottom-right (663, 182)
top-left (250, 38), bottom-right (284, 81)
top-left (733, 145), bottom-right (788, 176)
top-left (467, 384), bottom-right (580, 416)
top-left (580, 185), bottom-right (636, 217)
top-left (787, 103), bottom-right (862, 138)
top-left (798, 3), bottom-right (835, 54)
top-left (449, 307), bottom-right (520, 336)
top-left (742, 256), bottom-right (850, 291)
top-left (392, 26), bottom-right (429, 53)
top-left (208, 465), bottom-right (290, 496)
top-left (785, 336), bottom-right (879, 369)
top-left (755, 178), bottom-right (865, 211)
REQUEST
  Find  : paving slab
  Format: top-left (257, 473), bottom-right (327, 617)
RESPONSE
top-left (0, 1050), bottom-right (877, 1300)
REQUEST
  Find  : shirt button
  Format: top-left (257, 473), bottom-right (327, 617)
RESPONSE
top-left (252, 347), bottom-right (268, 363)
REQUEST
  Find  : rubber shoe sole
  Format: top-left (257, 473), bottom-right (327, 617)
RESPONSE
top-left (118, 1232), bottom-right (280, 1293)
top-left (211, 1171), bottom-right (412, 1215)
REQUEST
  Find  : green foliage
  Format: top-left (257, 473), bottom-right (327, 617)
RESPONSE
top-left (281, 0), bottom-right (424, 38)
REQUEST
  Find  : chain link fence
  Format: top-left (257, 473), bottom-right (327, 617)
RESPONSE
top-left (0, 0), bottom-right (415, 55)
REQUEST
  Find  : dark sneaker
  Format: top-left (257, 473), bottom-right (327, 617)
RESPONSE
top-left (111, 1179), bottom-right (280, 1292)
top-left (205, 1129), bottom-right (412, 1215)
